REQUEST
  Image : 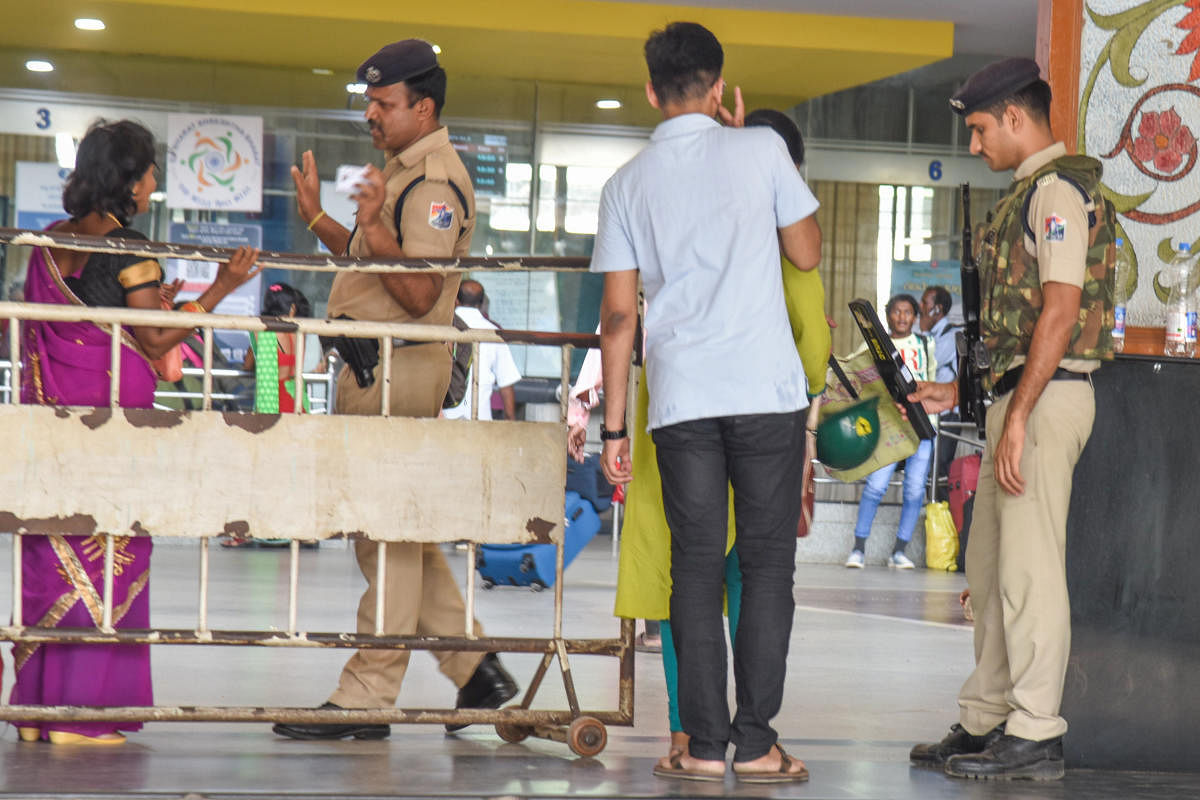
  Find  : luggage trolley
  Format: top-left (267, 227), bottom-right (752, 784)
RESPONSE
top-left (0, 228), bottom-right (633, 757)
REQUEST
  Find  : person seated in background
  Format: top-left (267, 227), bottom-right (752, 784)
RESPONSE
top-left (845, 293), bottom-right (936, 570)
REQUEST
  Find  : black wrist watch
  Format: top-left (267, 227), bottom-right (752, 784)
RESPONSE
top-left (600, 423), bottom-right (628, 441)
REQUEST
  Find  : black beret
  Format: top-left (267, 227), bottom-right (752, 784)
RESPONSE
top-left (356, 39), bottom-right (439, 87)
top-left (949, 57), bottom-right (1043, 116)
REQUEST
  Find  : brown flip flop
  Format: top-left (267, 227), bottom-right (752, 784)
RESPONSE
top-left (734, 743), bottom-right (811, 784)
top-left (652, 750), bottom-right (725, 782)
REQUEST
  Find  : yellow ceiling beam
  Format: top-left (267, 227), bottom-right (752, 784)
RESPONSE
top-left (0, 0), bottom-right (953, 112)
top-left (110, 0), bottom-right (953, 57)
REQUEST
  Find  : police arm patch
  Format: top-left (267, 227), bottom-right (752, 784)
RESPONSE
top-left (429, 202), bottom-right (454, 230)
top-left (1044, 214), bottom-right (1066, 242)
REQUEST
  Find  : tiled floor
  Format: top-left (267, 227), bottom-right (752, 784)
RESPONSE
top-left (1, 536), bottom-right (1197, 799)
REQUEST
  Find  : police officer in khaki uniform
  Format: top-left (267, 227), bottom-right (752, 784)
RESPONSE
top-left (273, 39), bottom-right (517, 741)
top-left (908, 58), bottom-right (1116, 780)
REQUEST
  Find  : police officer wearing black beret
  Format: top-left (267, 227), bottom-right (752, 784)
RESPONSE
top-left (909, 56), bottom-right (1117, 781)
top-left (274, 39), bottom-right (519, 742)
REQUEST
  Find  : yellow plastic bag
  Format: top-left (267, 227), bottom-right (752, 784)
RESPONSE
top-left (924, 501), bottom-right (958, 571)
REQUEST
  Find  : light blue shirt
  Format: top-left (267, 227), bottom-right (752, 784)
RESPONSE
top-left (590, 113), bottom-right (820, 430)
top-left (928, 316), bottom-right (959, 385)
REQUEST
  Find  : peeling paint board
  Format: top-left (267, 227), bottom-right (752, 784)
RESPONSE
top-left (0, 405), bottom-right (565, 544)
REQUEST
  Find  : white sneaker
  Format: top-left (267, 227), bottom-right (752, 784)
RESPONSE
top-left (889, 552), bottom-right (915, 569)
top-left (845, 550), bottom-right (865, 568)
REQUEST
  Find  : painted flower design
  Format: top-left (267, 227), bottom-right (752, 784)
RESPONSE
top-left (1132, 108), bottom-right (1196, 173)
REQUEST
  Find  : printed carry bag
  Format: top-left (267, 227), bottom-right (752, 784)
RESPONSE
top-left (819, 350), bottom-right (919, 483)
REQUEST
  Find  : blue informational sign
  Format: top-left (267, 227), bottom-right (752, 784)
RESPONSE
top-left (16, 211), bottom-right (68, 231)
top-left (14, 162), bottom-right (70, 231)
top-left (165, 221), bottom-right (263, 363)
top-left (889, 259), bottom-right (964, 325)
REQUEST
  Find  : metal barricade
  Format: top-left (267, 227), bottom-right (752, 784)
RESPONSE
top-left (0, 227), bottom-right (631, 757)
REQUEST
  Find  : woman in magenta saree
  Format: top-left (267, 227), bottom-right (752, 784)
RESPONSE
top-left (11, 119), bottom-right (261, 744)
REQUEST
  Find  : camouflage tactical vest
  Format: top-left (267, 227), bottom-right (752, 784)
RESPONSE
top-left (978, 154), bottom-right (1118, 388)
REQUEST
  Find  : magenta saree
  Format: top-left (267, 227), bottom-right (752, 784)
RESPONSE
top-left (10, 230), bottom-right (156, 739)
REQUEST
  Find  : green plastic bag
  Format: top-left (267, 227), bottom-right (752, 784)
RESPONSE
top-left (924, 501), bottom-right (958, 571)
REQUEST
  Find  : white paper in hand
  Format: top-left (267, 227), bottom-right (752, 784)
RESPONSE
top-left (335, 165), bottom-right (369, 194)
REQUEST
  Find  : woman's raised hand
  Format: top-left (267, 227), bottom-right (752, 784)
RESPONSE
top-left (214, 246), bottom-right (263, 291)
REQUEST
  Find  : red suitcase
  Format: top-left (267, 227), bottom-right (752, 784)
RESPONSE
top-left (949, 453), bottom-right (981, 532)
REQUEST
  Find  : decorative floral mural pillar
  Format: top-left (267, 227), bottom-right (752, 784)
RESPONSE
top-left (1081, 0), bottom-right (1200, 325)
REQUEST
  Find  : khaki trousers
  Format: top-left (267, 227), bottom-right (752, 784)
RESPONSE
top-left (328, 344), bottom-right (486, 708)
top-left (958, 379), bottom-right (1094, 741)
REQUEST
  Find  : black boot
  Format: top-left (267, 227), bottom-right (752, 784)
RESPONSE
top-left (445, 653), bottom-right (519, 733)
top-left (944, 733), bottom-right (1064, 781)
top-left (272, 702), bottom-right (390, 741)
top-left (910, 723), bottom-right (1004, 767)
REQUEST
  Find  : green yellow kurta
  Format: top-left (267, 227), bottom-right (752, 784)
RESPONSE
top-left (614, 260), bottom-right (829, 619)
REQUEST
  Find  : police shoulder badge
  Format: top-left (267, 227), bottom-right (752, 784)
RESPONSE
top-left (429, 202), bottom-right (454, 230)
top-left (1044, 214), bottom-right (1066, 242)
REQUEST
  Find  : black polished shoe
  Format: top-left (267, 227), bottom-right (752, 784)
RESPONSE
top-left (944, 733), bottom-right (1064, 781)
top-left (272, 702), bottom-right (390, 741)
top-left (445, 653), bottom-right (519, 733)
top-left (910, 723), bottom-right (1005, 767)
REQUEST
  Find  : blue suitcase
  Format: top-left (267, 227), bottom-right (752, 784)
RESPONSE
top-left (476, 491), bottom-right (601, 591)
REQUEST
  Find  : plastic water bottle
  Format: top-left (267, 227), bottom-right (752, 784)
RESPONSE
top-left (1112, 237), bottom-right (1129, 354)
top-left (1164, 242), bottom-right (1195, 357)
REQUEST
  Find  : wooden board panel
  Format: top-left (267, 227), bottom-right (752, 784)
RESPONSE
top-left (0, 405), bottom-right (564, 544)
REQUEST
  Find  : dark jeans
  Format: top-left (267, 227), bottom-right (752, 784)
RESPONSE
top-left (652, 409), bottom-right (805, 763)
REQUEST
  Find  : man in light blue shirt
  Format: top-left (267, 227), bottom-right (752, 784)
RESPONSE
top-left (920, 285), bottom-right (961, 483)
top-left (592, 21), bottom-right (820, 785)
top-left (921, 286), bottom-right (959, 385)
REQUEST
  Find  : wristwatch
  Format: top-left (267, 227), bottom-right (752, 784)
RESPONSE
top-left (600, 423), bottom-right (628, 441)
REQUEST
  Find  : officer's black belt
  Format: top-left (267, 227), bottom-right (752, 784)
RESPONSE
top-left (992, 364), bottom-right (1089, 397)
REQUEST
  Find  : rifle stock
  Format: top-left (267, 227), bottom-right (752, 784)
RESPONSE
top-left (958, 183), bottom-right (989, 437)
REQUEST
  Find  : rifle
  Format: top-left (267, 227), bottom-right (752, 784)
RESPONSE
top-left (847, 298), bottom-right (937, 440)
top-left (957, 183), bottom-right (990, 437)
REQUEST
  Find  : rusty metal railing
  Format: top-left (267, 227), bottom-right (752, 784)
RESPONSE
top-left (0, 229), bottom-right (630, 757)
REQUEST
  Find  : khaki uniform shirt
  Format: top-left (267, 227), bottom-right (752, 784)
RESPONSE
top-left (1007, 142), bottom-right (1098, 375)
top-left (327, 126), bottom-right (476, 417)
top-left (328, 126), bottom-right (475, 326)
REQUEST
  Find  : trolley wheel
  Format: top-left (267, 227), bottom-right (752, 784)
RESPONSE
top-left (495, 721), bottom-right (532, 744)
top-left (567, 716), bottom-right (607, 757)
top-left (529, 580), bottom-right (546, 593)
top-left (481, 577), bottom-right (496, 590)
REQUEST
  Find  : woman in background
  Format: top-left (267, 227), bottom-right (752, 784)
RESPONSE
top-left (244, 281), bottom-right (312, 414)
